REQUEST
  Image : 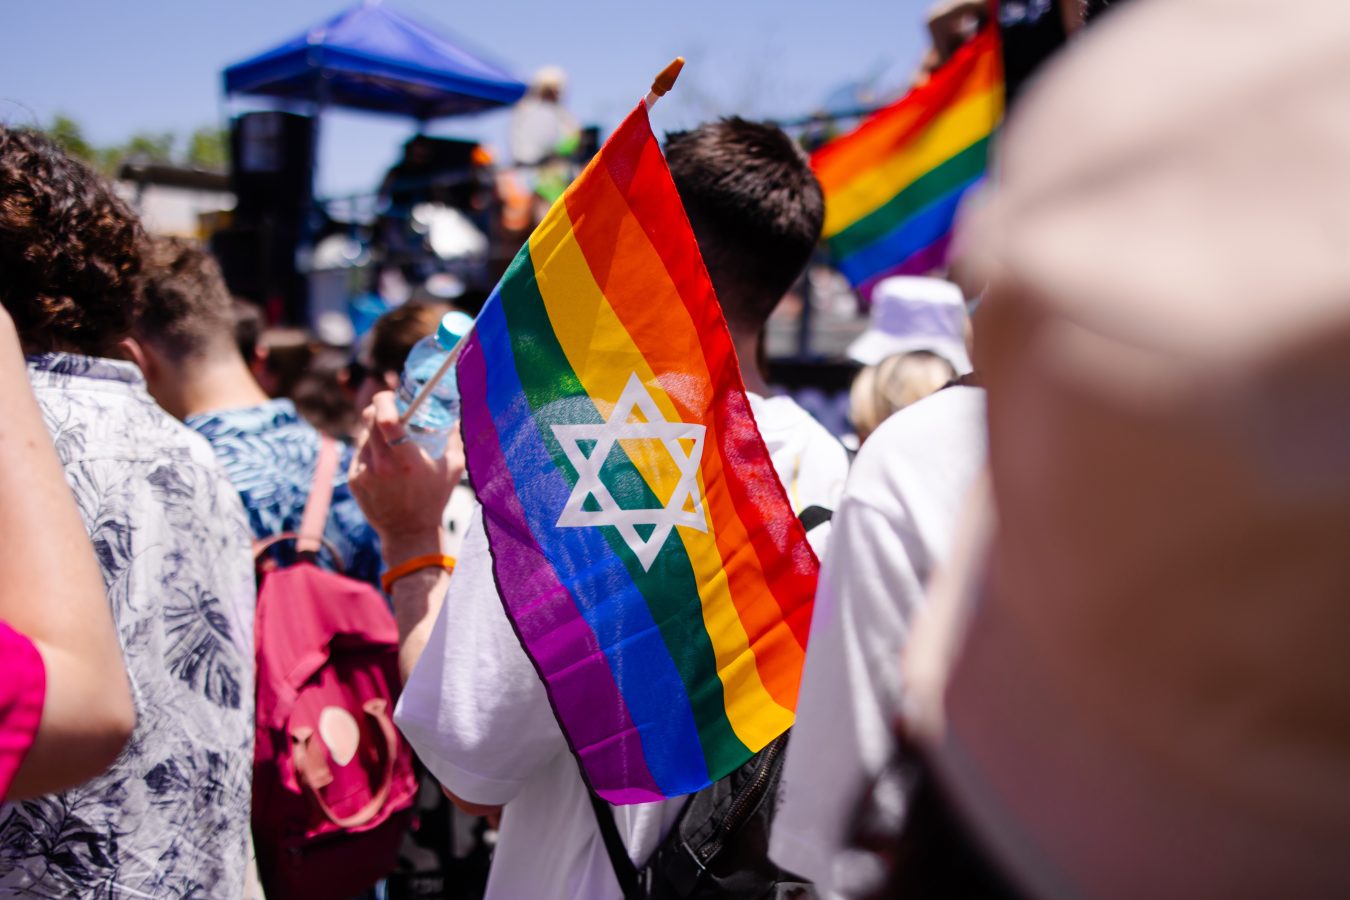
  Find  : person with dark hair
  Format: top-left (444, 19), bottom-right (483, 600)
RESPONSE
top-left (232, 296), bottom-right (265, 370)
top-left (124, 236), bottom-right (383, 586)
top-left (0, 127), bottom-right (257, 896)
top-left (663, 117), bottom-right (848, 546)
top-left (255, 326), bottom-right (318, 398)
top-left (0, 134), bottom-right (141, 356)
top-left (293, 345), bottom-right (364, 439)
top-left (352, 299), bottom-right (453, 412)
top-left (350, 299), bottom-right (481, 560)
top-left (664, 117), bottom-right (825, 391)
top-left (368, 117), bottom-right (848, 900)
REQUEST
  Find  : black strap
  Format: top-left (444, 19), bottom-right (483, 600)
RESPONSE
top-left (586, 505), bottom-right (832, 897)
top-left (589, 792), bottom-right (642, 898)
top-left (797, 504), bottom-right (833, 533)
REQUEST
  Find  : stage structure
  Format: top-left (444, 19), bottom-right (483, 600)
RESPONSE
top-left (220, 0), bottom-right (527, 325)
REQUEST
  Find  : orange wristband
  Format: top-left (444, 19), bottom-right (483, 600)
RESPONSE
top-left (381, 553), bottom-right (456, 594)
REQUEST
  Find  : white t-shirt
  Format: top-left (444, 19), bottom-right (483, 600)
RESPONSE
top-left (396, 394), bottom-right (848, 900)
top-left (747, 393), bottom-right (850, 557)
top-left (769, 386), bottom-right (987, 898)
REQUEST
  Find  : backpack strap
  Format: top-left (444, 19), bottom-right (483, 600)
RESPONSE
top-left (292, 698), bottom-right (400, 829)
top-left (296, 436), bottom-right (340, 556)
top-left (585, 504), bottom-right (827, 897)
top-left (797, 505), bottom-right (833, 534)
top-left (589, 792), bottom-right (642, 898)
top-left (250, 437), bottom-right (348, 573)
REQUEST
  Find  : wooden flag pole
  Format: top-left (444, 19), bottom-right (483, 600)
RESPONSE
top-left (644, 57), bottom-right (685, 109)
top-left (399, 57), bottom-right (686, 428)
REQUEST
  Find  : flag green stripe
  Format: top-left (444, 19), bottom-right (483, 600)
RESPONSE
top-left (827, 136), bottom-right (990, 259)
top-left (497, 247), bottom-right (751, 777)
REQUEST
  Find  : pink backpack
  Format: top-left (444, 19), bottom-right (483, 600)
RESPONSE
top-left (251, 438), bottom-right (416, 899)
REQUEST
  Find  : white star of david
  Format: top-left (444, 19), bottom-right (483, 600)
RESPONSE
top-left (553, 373), bottom-right (708, 571)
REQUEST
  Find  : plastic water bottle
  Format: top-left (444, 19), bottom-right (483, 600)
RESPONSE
top-left (394, 311), bottom-right (474, 458)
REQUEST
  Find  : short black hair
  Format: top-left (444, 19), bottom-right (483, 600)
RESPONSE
top-left (135, 236), bottom-right (236, 360)
top-left (232, 297), bottom-right (265, 363)
top-left (665, 118), bottom-right (824, 334)
top-left (0, 127), bottom-right (143, 355)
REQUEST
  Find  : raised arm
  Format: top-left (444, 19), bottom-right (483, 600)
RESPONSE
top-left (348, 391), bottom-right (463, 683)
top-left (0, 309), bottom-right (134, 800)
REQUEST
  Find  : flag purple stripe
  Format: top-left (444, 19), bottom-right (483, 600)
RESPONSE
top-left (857, 232), bottom-right (956, 303)
top-left (458, 331), bottom-right (665, 802)
top-left (469, 276), bottom-right (711, 796)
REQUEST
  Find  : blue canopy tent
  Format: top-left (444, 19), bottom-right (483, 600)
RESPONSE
top-left (223, 0), bottom-right (527, 120)
top-left (220, 0), bottom-right (526, 326)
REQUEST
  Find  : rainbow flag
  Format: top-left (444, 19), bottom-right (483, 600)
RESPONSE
top-left (456, 101), bottom-right (820, 803)
top-left (813, 25), bottom-right (1003, 299)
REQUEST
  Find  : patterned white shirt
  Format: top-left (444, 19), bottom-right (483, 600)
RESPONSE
top-left (0, 354), bottom-right (256, 899)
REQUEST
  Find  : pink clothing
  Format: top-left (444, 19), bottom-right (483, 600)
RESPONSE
top-left (0, 621), bottom-right (45, 802)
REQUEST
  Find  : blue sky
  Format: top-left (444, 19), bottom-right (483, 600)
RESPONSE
top-left (3, 0), bottom-right (927, 196)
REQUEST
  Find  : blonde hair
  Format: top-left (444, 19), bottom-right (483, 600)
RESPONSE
top-left (850, 351), bottom-right (956, 443)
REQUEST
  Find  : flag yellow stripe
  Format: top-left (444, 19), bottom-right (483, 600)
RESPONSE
top-left (562, 156), bottom-right (811, 720)
top-left (529, 209), bottom-right (795, 752)
top-left (813, 51), bottom-right (1000, 194)
top-left (561, 159), bottom-right (810, 717)
top-left (823, 85), bottom-right (1002, 238)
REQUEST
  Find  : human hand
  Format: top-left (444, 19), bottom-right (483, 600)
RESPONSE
top-left (349, 391), bottom-right (464, 562)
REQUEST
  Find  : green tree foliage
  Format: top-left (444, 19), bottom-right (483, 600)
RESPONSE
top-left (38, 116), bottom-right (229, 176)
top-left (121, 131), bottom-right (176, 164)
top-left (186, 127), bottom-right (229, 170)
top-left (45, 114), bottom-right (98, 164)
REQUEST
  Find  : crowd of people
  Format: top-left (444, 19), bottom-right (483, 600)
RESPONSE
top-left (3, 0), bottom-right (1350, 897)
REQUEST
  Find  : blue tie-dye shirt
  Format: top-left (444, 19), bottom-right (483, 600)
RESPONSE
top-left (187, 400), bottom-right (383, 587)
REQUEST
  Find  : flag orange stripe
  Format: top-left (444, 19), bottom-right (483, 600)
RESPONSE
top-left (564, 152), bottom-right (807, 714)
top-left (812, 26), bottom-right (1001, 194)
top-left (617, 130), bottom-right (820, 653)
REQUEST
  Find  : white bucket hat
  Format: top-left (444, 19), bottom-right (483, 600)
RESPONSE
top-left (846, 275), bottom-right (971, 373)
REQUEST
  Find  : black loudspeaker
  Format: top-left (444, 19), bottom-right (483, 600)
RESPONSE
top-left (222, 111), bottom-right (315, 324)
top-left (211, 219), bottom-right (307, 325)
top-left (230, 111), bottom-right (315, 221)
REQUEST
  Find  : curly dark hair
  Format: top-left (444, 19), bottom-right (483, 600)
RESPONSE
top-left (0, 127), bottom-right (144, 355)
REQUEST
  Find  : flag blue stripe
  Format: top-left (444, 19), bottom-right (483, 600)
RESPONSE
top-left (835, 176), bottom-right (982, 286)
top-left (474, 292), bottom-right (712, 795)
